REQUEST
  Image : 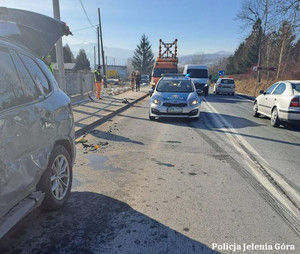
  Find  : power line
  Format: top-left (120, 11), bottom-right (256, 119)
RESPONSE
top-left (79, 0), bottom-right (96, 30)
top-left (72, 25), bottom-right (95, 33)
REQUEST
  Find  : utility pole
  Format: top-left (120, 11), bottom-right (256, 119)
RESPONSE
top-left (97, 26), bottom-right (100, 67)
top-left (93, 46), bottom-right (96, 70)
top-left (98, 8), bottom-right (107, 88)
top-left (52, 0), bottom-right (66, 92)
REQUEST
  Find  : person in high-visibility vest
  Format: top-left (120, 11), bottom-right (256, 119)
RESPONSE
top-left (44, 55), bottom-right (53, 74)
top-left (94, 66), bottom-right (102, 99)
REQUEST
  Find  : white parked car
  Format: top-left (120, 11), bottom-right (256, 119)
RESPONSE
top-left (214, 77), bottom-right (235, 95)
top-left (253, 81), bottom-right (300, 127)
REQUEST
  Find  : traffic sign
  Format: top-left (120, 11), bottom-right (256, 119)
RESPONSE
top-left (253, 66), bottom-right (277, 72)
top-left (219, 70), bottom-right (225, 76)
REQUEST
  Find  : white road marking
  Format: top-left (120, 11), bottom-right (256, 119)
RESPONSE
top-left (202, 97), bottom-right (300, 217)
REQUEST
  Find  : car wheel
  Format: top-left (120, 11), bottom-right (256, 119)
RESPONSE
top-left (271, 107), bottom-right (280, 127)
top-left (252, 102), bottom-right (260, 117)
top-left (216, 90), bottom-right (219, 95)
top-left (37, 145), bottom-right (72, 210)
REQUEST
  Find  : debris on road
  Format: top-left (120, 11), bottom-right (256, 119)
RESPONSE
top-left (75, 137), bottom-right (88, 144)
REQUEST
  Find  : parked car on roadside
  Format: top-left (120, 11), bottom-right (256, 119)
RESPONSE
top-left (253, 81), bottom-right (300, 127)
top-left (148, 74), bottom-right (201, 120)
top-left (0, 8), bottom-right (74, 239)
top-left (214, 77), bottom-right (235, 95)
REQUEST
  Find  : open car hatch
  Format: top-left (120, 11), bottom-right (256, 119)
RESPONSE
top-left (0, 7), bottom-right (72, 57)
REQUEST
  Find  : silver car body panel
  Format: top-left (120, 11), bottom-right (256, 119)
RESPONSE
top-left (0, 8), bottom-right (74, 238)
top-left (0, 84), bottom-right (75, 219)
top-left (0, 191), bottom-right (44, 239)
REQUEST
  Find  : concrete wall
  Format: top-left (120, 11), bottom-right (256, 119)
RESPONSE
top-left (53, 71), bottom-right (94, 103)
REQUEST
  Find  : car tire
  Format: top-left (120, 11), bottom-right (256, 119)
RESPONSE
top-left (216, 90), bottom-right (219, 95)
top-left (252, 102), bottom-right (260, 117)
top-left (37, 145), bottom-right (72, 211)
top-left (271, 107), bottom-right (280, 127)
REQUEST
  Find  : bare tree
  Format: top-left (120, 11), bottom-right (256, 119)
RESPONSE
top-left (236, 0), bottom-right (276, 93)
top-left (276, 21), bottom-right (295, 78)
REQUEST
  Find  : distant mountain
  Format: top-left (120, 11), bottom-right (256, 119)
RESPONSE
top-left (67, 43), bottom-right (232, 67)
top-left (178, 51), bottom-right (232, 66)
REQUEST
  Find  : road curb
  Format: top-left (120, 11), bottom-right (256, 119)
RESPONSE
top-left (75, 93), bottom-right (149, 138)
top-left (236, 93), bottom-right (256, 101)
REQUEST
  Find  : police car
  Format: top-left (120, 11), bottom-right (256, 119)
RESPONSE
top-left (149, 74), bottom-right (201, 120)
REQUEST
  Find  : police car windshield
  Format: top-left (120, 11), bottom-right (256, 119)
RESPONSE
top-left (156, 80), bottom-right (194, 93)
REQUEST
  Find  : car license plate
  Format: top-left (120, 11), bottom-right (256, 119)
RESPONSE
top-left (167, 107), bottom-right (183, 113)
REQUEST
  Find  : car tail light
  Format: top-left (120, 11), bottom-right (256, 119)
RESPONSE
top-left (218, 84), bottom-right (221, 87)
top-left (290, 97), bottom-right (299, 107)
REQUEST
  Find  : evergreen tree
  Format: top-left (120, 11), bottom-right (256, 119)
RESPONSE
top-left (131, 34), bottom-right (154, 75)
top-left (48, 44), bottom-right (75, 63)
top-left (75, 49), bottom-right (91, 71)
top-left (63, 44), bottom-right (75, 63)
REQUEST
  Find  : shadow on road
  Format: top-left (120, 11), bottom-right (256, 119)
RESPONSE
top-left (205, 94), bottom-right (250, 104)
top-left (89, 129), bottom-right (144, 146)
top-left (0, 192), bottom-right (219, 254)
top-left (153, 111), bottom-right (263, 129)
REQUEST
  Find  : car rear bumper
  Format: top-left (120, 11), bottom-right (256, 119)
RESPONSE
top-left (279, 108), bottom-right (300, 122)
top-left (217, 87), bottom-right (235, 94)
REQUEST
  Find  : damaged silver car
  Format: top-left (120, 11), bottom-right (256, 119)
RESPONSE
top-left (0, 7), bottom-right (75, 238)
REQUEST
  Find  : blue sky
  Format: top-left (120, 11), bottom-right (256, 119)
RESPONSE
top-left (1, 0), bottom-right (246, 56)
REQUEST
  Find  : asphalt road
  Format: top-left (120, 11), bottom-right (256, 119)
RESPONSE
top-left (0, 91), bottom-right (299, 254)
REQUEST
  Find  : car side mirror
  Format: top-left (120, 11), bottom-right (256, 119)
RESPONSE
top-left (148, 88), bottom-right (154, 96)
top-left (259, 90), bottom-right (265, 94)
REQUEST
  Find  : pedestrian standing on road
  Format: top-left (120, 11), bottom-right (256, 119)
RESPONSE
top-left (94, 66), bottom-right (102, 100)
top-left (135, 71), bottom-right (141, 92)
top-left (130, 71), bottom-right (136, 92)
